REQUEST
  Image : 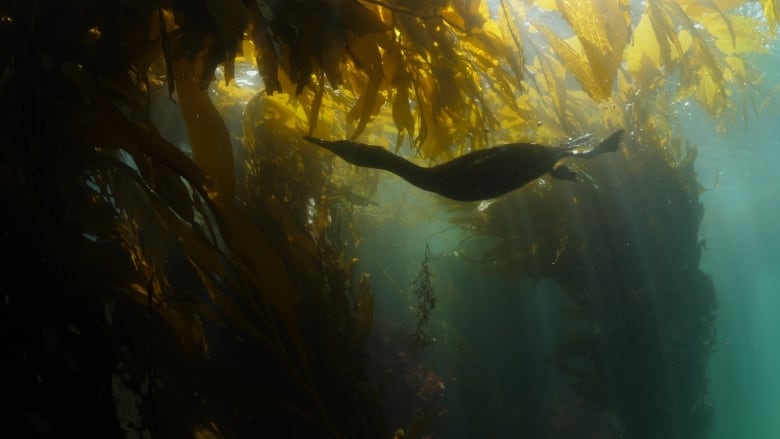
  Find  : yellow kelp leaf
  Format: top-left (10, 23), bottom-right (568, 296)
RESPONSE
top-left (414, 70), bottom-right (455, 158)
top-left (556, 0), bottom-right (630, 100)
top-left (466, 25), bottom-right (524, 112)
top-left (243, 91), bottom-right (309, 147)
top-left (486, 66), bottom-right (522, 114)
top-left (603, 71), bottom-right (629, 127)
top-left (464, 3), bottom-right (523, 108)
top-left (346, 33), bottom-right (385, 139)
top-left (625, 11), bottom-right (663, 74)
top-left (684, 0), bottom-right (738, 49)
top-left (526, 48), bottom-right (570, 135)
top-left (381, 46), bottom-right (403, 87)
top-left (713, 0), bottom-right (751, 11)
top-left (348, 70), bottom-right (383, 140)
top-left (537, 24), bottom-right (608, 101)
top-left (617, 0), bottom-right (633, 39)
top-left (240, 38), bottom-right (256, 66)
top-left (758, 0), bottom-right (780, 35)
top-left (440, 2), bottom-right (486, 33)
top-left (694, 67), bottom-right (729, 115)
top-left (563, 89), bottom-right (597, 131)
top-left (647, 0), bottom-right (684, 68)
top-left (213, 73), bottom-right (257, 103)
top-left (496, 0), bottom-right (526, 85)
top-left (308, 71), bottom-right (325, 135)
top-left (392, 81), bottom-right (416, 142)
top-left (670, 2), bottom-right (726, 95)
top-left (674, 40), bottom-right (727, 116)
top-left (534, 0), bottom-right (559, 10)
top-left (724, 55), bottom-right (746, 81)
top-left (697, 13), bottom-right (770, 54)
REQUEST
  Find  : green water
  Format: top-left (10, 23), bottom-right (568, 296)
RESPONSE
top-left (690, 81), bottom-right (780, 438)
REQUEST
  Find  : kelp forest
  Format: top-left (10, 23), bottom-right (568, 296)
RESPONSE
top-left (1, 0), bottom-right (778, 438)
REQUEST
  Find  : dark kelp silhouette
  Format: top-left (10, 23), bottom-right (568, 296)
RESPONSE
top-left (304, 130), bottom-right (623, 201)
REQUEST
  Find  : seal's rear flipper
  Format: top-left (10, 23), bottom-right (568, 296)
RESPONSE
top-left (303, 135), bottom-right (329, 147)
top-left (592, 129), bottom-right (624, 155)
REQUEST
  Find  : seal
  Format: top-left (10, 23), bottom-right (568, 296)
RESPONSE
top-left (303, 129), bottom-right (623, 201)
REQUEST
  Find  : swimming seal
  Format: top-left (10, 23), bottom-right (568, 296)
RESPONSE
top-left (303, 129), bottom-right (623, 202)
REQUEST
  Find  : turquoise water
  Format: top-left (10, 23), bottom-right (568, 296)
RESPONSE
top-left (688, 79), bottom-right (780, 438)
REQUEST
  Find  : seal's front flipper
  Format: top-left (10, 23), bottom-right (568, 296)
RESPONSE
top-left (551, 164), bottom-right (578, 181)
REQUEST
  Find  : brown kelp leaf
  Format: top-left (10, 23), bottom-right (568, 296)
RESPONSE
top-left (209, 201), bottom-right (313, 374)
top-left (79, 239), bottom-right (147, 287)
top-left (152, 7), bottom-right (177, 97)
top-left (174, 55), bottom-right (236, 201)
top-left (320, 32), bottom-right (348, 87)
top-left (192, 263), bottom-right (283, 347)
top-left (75, 99), bottom-right (216, 198)
top-left (204, 0), bottom-right (249, 84)
top-left (223, 55), bottom-right (237, 86)
top-left (336, 0), bottom-right (389, 36)
top-left (392, 81), bottom-right (416, 140)
top-left (405, 412), bottom-right (437, 439)
top-left (386, 10), bottom-right (496, 154)
top-left (205, 0), bottom-right (247, 39)
top-left (247, 8), bottom-right (282, 93)
top-left (288, 41), bottom-right (316, 95)
top-left (346, 33), bottom-right (385, 139)
top-left (308, 71), bottom-right (326, 135)
top-left (106, 157), bottom-right (288, 356)
top-left (134, 157), bottom-right (196, 223)
top-left (254, 193), bottom-right (325, 285)
top-left (103, 155), bottom-right (235, 286)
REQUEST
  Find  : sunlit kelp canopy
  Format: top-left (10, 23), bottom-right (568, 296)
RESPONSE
top-left (0, 0), bottom-right (777, 438)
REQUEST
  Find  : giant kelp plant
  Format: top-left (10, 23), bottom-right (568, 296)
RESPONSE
top-left (0, 0), bottom-right (777, 438)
